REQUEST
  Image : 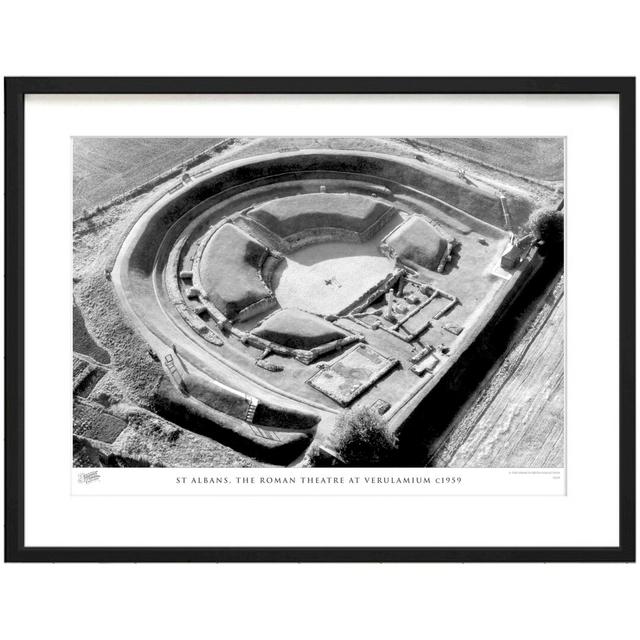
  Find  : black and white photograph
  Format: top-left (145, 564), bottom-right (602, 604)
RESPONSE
top-left (5, 76), bottom-right (633, 566)
top-left (2, 3), bottom-right (638, 638)
top-left (72, 136), bottom-right (565, 471)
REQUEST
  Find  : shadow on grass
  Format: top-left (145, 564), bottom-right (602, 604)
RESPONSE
top-left (153, 380), bottom-right (313, 466)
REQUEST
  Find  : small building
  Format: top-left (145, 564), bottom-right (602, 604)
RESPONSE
top-left (500, 243), bottom-right (523, 269)
top-left (500, 234), bottom-right (534, 269)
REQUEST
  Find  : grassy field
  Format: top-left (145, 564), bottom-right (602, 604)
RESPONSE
top-left (73, 302), bottom-right (111, 364)
top-left (73, 137), bottom-right (225, 217)
top-left (424, 138), bottom-right (564, 182)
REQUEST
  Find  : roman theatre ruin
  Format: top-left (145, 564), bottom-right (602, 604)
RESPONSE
top-left (111, 150), bottom-right (539, 450)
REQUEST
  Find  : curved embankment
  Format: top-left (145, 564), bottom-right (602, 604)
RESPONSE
top-left (112, 149), bottom-right (533, 461)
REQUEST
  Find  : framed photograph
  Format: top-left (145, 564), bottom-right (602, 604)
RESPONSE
top-left (4, 77), bottom-right (635, 562)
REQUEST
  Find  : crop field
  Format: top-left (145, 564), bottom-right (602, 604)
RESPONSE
top-left (424, 137), bottom-right (565, 182)
top-left (73, 137), bottom-right (225, 217)
top-left (431, 278), bottom-right (564, 467)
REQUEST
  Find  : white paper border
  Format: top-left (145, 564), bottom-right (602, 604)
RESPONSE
top-left (24, 93), bottom-right (618, 547)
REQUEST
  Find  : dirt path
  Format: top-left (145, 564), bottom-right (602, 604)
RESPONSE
top-left (431, 277), bottom-right (564, 468)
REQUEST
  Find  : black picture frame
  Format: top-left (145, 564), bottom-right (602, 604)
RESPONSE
top-left (4, 77), bottom-right (635, 563)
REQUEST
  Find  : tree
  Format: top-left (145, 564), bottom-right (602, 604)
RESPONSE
top-left (331, 407), bottom-right (397, 466)
top-left (527, 207), bottom-right (564, 250)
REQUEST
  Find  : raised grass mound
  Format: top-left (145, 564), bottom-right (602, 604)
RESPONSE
top-left (252, 309), bottom-right (350, 350)
top-left (246, 192), bottom-right (394, 238)
top-left (381, 215), bottom-right (449, 271)
top-left (198, 223), bottom-right (273, 320)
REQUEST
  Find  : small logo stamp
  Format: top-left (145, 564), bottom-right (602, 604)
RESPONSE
top-left (78, 470), bottom-right (101, 484)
